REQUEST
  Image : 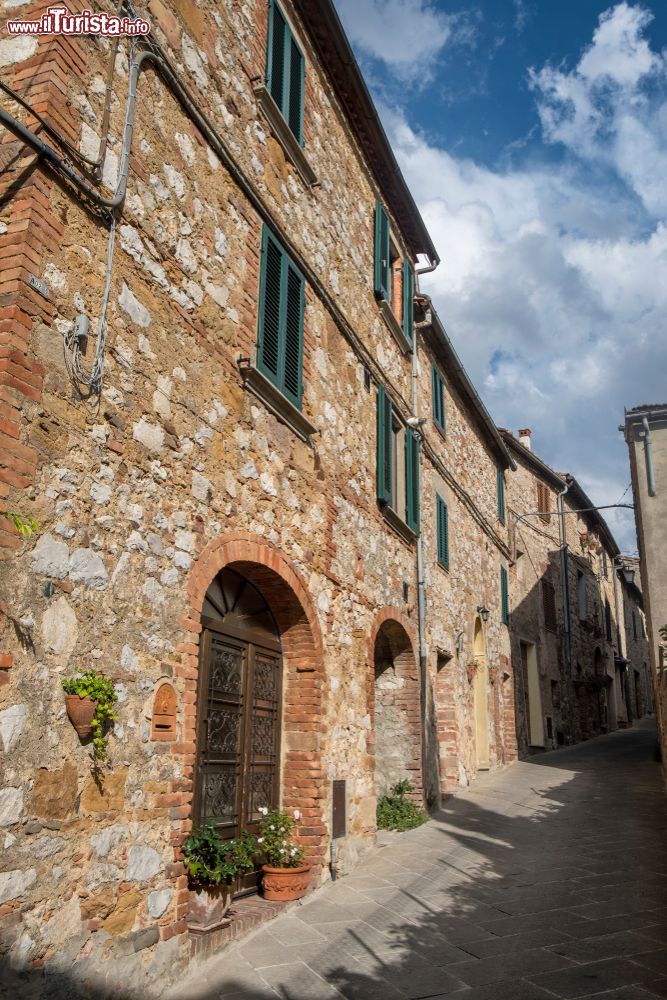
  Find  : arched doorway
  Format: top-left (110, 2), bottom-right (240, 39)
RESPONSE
top-left (373, 618), bottom-right (421, 798)
top-left (473, 617), bottom-right (490, 770)
top-left (194, 567), bottom-right (282, 892)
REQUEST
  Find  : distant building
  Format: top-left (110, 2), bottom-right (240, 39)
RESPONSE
top-left (624, 405), bottom-right (667, 764)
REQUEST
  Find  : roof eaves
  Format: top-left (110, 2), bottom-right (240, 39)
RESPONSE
top-left (499, 431), bottom-right (566, 491)
top-left (564, 475), bottom-right (620, 559)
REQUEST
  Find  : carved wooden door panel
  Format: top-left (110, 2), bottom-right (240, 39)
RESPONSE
top-left (195, 623), bottom-right (282, 893)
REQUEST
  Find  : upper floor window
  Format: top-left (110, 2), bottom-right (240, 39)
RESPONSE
top-left (374, 202), bottom-right (414, 351)
top-left (377, 385), bottom-right (419, 535)
top-left (577, 571), bottom-right (586, 620)
top-left (267, 0), bottom-right (304, 145)
top-left (257, 227), bottom-right (304, 409)
top-left (537, 482), bottom-right (551, 523)
top-left (497, 467), bottom-right (505, 524)
top-left (605, 598), bottom-right (613, 642)
top-left (432, 365), bottom-right (445, 432)
top-left (601, 550), bottom-right (608, 578)
top-left (632, 610), bottom-right (637, 640)
top-left (436, 493), bottom-right (449, 570)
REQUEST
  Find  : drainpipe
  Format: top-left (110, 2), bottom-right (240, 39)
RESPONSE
top-left (413, 314), bottom-right (431, 808)
top-left (557, 480), bottom-right (575, 743)
top-left (642, 417), bottom-right (657, 497)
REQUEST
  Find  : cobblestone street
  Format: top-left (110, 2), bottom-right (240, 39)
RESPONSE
top-left (170, 720), bottom-right (667, 1000)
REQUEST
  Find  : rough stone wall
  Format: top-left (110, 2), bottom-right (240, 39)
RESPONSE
top-left (0, 0), bottom-right (427, 990)
top-left (418, 343), bottom-right (516, 797)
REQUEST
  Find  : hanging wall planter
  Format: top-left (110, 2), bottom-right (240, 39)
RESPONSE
top-left (64, 693), bottom-right (96, 739)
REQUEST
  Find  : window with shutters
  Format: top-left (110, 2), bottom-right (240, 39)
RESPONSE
top-left (497, 467), bottom-right (505, 524)
top-left (374, 201), bottom-right (414, 354)
top-left (605, 599), bottom-right (613, 642)
top-left (267, 0), bottom-right (304, 145)
top-left (500, 565), bottom-right (509, 625)
top-left (432, 365), bottom-right (445, 432)
top-left (256, 227), bottom-right (304, 409)
top-left (542, 578), bottom-right (557, 632)
top-left (436, 494), bottom-right (449, 570)
top-left (537, 482), bottom-right (551, 523)
top-left (376, 385), bottom-right (419, 537)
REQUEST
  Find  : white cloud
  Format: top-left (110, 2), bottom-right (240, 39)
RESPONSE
top-left (334, 0), bottom-right (460, 83)
top-left (375, 4), bottom-right (667, 551)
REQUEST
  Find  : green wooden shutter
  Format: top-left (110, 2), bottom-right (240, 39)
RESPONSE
top-left (267, 0), bottom-right (286, 110)
top-left (432, 365), bottom-right (445, 431)
top-left (405, 429), bottom-right (420, 534)
top-left (282, 260), bottom-right (304, 407)
top-left (376, 385), bottom-right (392, 506)
top-left (258, 228), bottom-right (282, 381)
top-left (501, 565), bottom-right (509, 624)
top-left (436, 494), bottom-right (449, 569)
top-left (497, 466), bottom-right (505, 523)
top-left (402, 260), bottom-right (414, 346)
top-left (287, 36), bottom-right (304, 145)
top-left (374, 201), bottom-right (390, 300)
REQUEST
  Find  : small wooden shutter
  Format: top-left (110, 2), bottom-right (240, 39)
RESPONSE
top-left (542, 579), bottom-right (557, 631)
top-left (500, 565), bottom-right (509, 624)
top-left (267, 0), bottom-right (286, 110)
top-left (436, 494), bottom-right (449, 569)
top-left (374, 201), bottom-right (390, 301)
top-left (537, 482), bottom-right (550, 523)
top-left (258, 229), bottom-right (282, 381)
top-left (497, 467), bottom-right (505, 523)
top-left (432, 365), bottom-right (445, 431)
top-left (287, 35), bottom-right (304, 144)
top-left (376, 385), bottom-right (392, 506)
top-left (282, 260), bottom-right (304, 406)
top-left (405, 429), bottom-right (420, 534)
top-left (402, 260), bottom-right (414, 347)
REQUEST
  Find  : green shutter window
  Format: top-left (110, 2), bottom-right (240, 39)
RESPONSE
top-left (436, 494), bottom-right (449, 570)
top-left (402, 260), bottom-right (414, 346)
top-left (432, 365), bottom-right (445, 431)
top-left (405, 429), bottom-right (420, 535)
top-left (501, 565), bottom-right (509, 625)
top-left (497, 466), bottom-right (505, 523)
top-left (257, 227), bottom-right (304, 408)
top-left (374, 201), bottom-right (390, 301)
top-left (376, 385), bottom-right (393, 506)
top-left (267, 0), bottom-right (305, 145)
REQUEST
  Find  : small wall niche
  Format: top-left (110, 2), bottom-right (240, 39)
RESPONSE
top-left (151, 682), bottom-right (177, 741)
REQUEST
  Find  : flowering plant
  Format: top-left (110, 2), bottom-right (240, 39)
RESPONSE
top-left (257, 806), bottom-right (305, 868)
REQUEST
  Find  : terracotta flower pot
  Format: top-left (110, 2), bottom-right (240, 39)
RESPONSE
top-left (261, 864), bottom-right (311, 901)
top-left (186, 883), bottom-right (231, 934)
top-left (65, 694), bottom-right (96, 739)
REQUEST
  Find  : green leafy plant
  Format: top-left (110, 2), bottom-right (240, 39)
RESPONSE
top-left (257, 806), bottom-right (305, 868)
top-left (182, 824), bottom-right (257, 887)
top-left (1, 511), bottom-right (38, 537)
top-left (377, 780), bottom-right (428, 832)
top-left (62, 670), bottom-right (118, 760)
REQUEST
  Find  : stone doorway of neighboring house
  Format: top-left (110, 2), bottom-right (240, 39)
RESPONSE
top-left (473, 616), bottom-right (490, 770)
top-left (373, 619), bottom-right (421, 799)
top-left (194, 568), bottom-right (282, 896)
top-left (521, 641), bottom-right (545, 749)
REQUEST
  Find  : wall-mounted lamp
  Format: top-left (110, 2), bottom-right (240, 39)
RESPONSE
top-left (455, 630), bottom-right (465, 654)
top-left (620, 566), bottom-right (636, 586)
top-left (476, 606), bottom-right (490, 623)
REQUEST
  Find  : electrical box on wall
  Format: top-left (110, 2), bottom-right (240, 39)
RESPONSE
top-left (332, 779), bottom-right (346, 840)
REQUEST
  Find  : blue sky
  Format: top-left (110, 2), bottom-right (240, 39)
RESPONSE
top-left (333, 0), bottom-right (667, 551)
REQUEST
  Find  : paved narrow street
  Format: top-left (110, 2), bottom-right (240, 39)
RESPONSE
top-left (171, 720), bottom-right (667, 1000)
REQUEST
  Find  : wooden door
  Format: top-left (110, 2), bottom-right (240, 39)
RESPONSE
top-left (193, 569), bottom-right (282, 894)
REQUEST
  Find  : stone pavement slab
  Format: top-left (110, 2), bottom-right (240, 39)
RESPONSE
top-left (168, 720), bottom-right (667, 1000)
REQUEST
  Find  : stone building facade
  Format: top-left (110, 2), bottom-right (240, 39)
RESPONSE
top-left (624, 405), bottom-right (667, 772)
top-left (0, 0), bottom-right (519, 992)
top-left (501, 430), bottom-right (650, 755)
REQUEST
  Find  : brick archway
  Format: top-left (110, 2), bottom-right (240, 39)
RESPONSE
top-left (367, 608), bottom-right (421, 800)
top-left (173, 533), bottom-right (326, 920)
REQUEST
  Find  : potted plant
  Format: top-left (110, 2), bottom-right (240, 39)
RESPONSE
top-left (257, 806), bottom-right (310, 901)
top-left (182, 824), bottom-right (257, 932)
top-left (62, 670), bottom-right (118, 759)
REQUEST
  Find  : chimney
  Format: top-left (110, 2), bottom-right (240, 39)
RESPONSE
top-left (518, 428), bottom-right (532, 450)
